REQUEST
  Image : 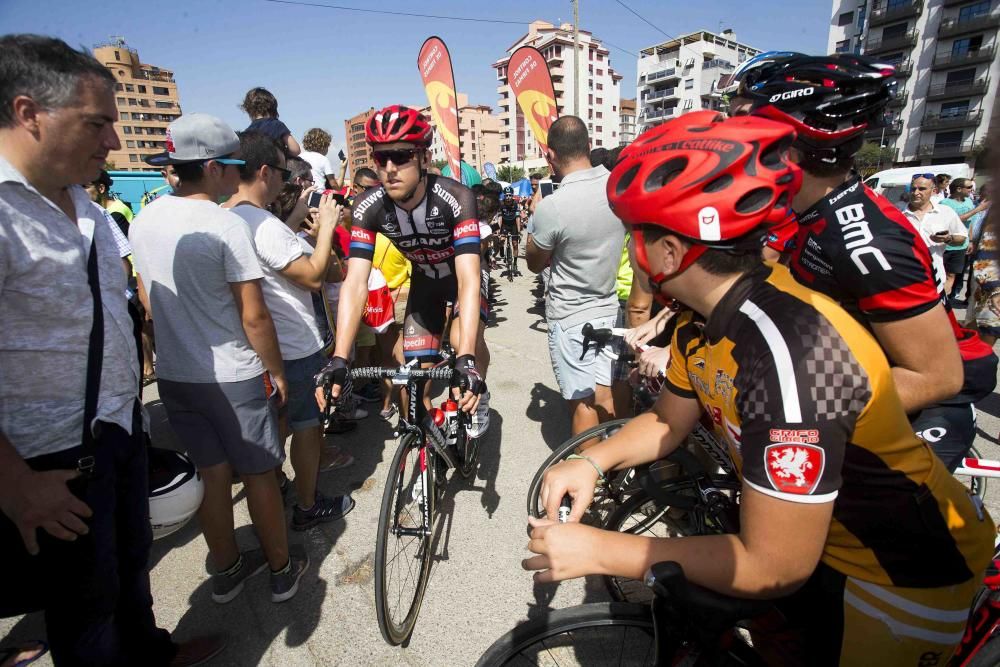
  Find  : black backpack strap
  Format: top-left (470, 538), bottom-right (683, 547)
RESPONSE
top-left (80, 230), bottom-right (104, 466)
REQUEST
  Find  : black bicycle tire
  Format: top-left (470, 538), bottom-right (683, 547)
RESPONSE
top-left (602, 477), bottom-right (742, 603)
top-left (458, 420), bottom-right (480, 479)
top-left (526, 418), bottom-right (631, 519)
top-left (475, 602), bottom-right (655, 666)
top-left (374, 434), bottom-right (435, 645)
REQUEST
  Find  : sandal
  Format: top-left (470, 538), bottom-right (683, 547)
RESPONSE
top-left (0, 641), bottom-right (48, 667)
top-left (142, 373), bottom-right (157, 387)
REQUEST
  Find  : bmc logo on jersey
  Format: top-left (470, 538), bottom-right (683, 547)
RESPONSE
top-left (769, 87), bottom-right (815, 103)
top-left (834, 203), bottom-right (891, 275)
top-left (764, 443), bottom-right (824, 495)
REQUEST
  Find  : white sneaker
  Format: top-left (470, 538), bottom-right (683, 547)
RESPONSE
top-left (468, 390), bottom-right (491, 438)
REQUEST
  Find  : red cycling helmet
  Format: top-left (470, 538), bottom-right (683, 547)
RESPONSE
top-left (607, 110), bottom-right (801, 288)
top-left (365, 105), bottom-right (433, 146)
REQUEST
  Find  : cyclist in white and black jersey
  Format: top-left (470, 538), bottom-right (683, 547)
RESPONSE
top-left (315, 105), bottom-right (491, 436)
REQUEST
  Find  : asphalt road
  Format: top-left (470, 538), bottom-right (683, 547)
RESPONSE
top-left (4, 274), bottom-right (1000, 666)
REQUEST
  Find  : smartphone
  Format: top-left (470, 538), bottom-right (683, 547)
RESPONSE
top-left (540, 182), bottom-right (557, 198)
top-left (307, 190), bottom-right (348, 208)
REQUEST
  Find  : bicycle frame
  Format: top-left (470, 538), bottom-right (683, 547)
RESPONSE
top-left (949, 537), bottom-right (1000, 666)
top-left (954, 457), bottom-right (1000, 480)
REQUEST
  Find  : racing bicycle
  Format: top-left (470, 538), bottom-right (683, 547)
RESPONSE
top-left (322, 359), bottom-right (480, 645)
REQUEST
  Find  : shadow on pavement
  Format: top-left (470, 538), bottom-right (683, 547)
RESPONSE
top-left (526, 383), bottom-right (571, 450)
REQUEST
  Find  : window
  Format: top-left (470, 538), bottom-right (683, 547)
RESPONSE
top-left (137, 85), bottom-right (146, 93)
top-left (589, 64), bottom-right (593, 74)
top-left (596, 68), bottom-right (603, 75)
top-left (120, 112), bottom-right (129, 120)
top-left (152, 86), bottom-right (169, 96)
top-left (123, 126), bottom-right (131, 134)
top-left (588, 94), bottom-right (593, 104)
top-left (941, 100), bottom-right (970, 117)
top-left (129, 154), bottom-right (138, 163)
top-left (116, 97), bottom-right (126, 105)
top-left (596, 97), bottom-right (603, 104)
top-left (613, 105), bottom-right (617, 111)
top-left (596, 111), bottom-right (603, 119)
top-left (596, 125), bottom-right (603, 132)
top-left (596, 139), bottom-right (603, 146)
top-left (115, 83), bottom-right (124, 92)
top-left (598, 54), bottom-right (603, 61)
top-left (934, 130), bottom-right (964, 146)
top-left (952, 36), bottom-right (983, 55)
top-left (881, 23), bottom-right (908, 39)
top-left (155, 101), bottom-right (173, 109)
top-left (597, 82), bottom-right (604, 90)
top-left (126, 140), bottom-right (136, 148)
top-left (125, 84), bottom-right (134, 92)
top-left (959, 1), bottom-right (990, 21)
top-left (114, 50), bottom-right (120, 60)
top-left (947, 68), bottom-right (977, 84)
top-left (612, 131), bottom-right (617, 137)
top-left (836, 39), bottom-right (851, 53)
top-left (838, 11), bottom-right (854, 26)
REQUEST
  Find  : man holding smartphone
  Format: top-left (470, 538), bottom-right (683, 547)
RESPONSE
top-left (903, 175), bottom-right (967, 278)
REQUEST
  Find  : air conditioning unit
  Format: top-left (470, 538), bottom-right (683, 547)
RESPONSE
top-left (684, 58), bottom-right (695, 67)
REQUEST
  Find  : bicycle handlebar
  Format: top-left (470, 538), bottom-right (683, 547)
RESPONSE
top-left (350, 366), bottom-right (456, 382)
top-left (580, 322), bottom-right (648, 361)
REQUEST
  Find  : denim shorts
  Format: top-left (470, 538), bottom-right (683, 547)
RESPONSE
top-left (284, 351), bottom-right (325, 431)
top-left (159, 375), bottom-right (283, 475)
top-left (547, 314), bottom-right (616, 400)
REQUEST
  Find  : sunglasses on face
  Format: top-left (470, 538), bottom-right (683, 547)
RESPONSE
top-left (265, 163), bottom-right (292, 182)
top-left (373, 149), bottom-right (419, 168)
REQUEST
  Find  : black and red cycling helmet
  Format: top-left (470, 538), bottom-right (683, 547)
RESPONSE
top-left (607, 110), bottom-right (801, 287)
top-left (747, 53), bottom-right (894, 163)
top-left (365, 105), bottom-right (433, 146)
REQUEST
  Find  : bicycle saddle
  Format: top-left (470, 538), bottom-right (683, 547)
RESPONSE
top-left (646, 561), bottom-right (772, 629)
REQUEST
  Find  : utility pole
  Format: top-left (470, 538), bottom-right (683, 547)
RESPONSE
top-left (573, 0), bottom-right (580, 117)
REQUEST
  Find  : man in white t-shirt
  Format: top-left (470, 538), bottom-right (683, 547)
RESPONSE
top-left (299, 128), bottom-right (338, 190)
top-left (226, 130), bottom-right (355, 531)
top-left (903, 175), bottom-right (967, 281)
top-left (130, 114), bottom-right (306, 604)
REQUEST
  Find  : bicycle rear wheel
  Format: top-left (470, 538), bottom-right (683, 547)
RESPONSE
top-left (476, 602), bottom-right (655, 666)
top-left (526, 419), bottom-right (631, 525)
top-left (374, 434), bottom-right (436, 645)
top-left (603, 477), bottom-right (742, 603)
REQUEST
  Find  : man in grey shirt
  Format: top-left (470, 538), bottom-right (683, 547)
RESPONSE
top-left (526, 116), bottom-right (625, 436)
top-left (130, 113), bottom-right (307, 605)
top-left (0, 35), bottom-right (221, 665)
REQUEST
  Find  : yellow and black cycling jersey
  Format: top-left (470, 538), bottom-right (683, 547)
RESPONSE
top-left (665, 262), bottom-right (994, 589)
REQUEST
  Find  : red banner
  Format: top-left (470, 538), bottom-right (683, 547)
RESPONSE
top-left (507, 46), bottom-right (559, 155)
top-left (418, 36), bottom-right (462, 182)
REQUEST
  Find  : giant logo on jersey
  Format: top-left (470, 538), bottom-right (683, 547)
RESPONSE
top-left (764, 443), bottom-right (824, 495)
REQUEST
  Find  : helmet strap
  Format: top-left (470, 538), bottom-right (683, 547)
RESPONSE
top-left (632, 227), bottom-right (705, 305)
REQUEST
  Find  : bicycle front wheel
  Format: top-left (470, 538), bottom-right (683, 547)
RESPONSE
top-left (526, 419), bottom-right (631, 525)
top-left (374, 434), bottom-right (436, 645)
top-left (476, 602), bottom-right (655, 666)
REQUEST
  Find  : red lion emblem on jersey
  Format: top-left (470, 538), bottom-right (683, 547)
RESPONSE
top-left (764, 443), bottom-right (824, 495)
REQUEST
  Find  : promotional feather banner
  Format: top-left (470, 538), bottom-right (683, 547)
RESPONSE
top-left (507, 46), bottom-right (559, 155)
top-left (418, 36), bottom-right (463, 182)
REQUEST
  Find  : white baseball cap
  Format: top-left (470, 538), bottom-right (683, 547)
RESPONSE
top-left (146, 113), bottom-right (243, 167)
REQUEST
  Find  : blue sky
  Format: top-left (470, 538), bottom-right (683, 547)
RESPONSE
top-left (1, 0), bottom-right (830, 155)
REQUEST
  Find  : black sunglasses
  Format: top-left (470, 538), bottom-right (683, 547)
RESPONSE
top-left (373, 149), bottom-right (419, 168)
top-left (265, 163), bottom-right (292, 182)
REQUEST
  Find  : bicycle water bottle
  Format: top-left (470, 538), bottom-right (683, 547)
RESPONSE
top-left (424, 408), bottom-right (456, 468)
top-left (441, 399), bottom-right (459, 448)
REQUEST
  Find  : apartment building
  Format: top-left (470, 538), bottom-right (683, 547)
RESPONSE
top-left (827, 0), bottom-right (1000, 166)
top-left (636, 30), bottom-right (761, 132)
top-left (344, 108), bottom-right (377, 175)
top-left (93, 37), bottom-right (182, 170)
top-left (620, 98), bottom-right (637, 145)
top-left (420, 93), bottom-right (502, 172)
top-left (493, 20), bottom-right (623, 170)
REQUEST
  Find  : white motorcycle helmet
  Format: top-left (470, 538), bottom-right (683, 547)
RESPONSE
top-left (149, 447), bottom-right (203, 540)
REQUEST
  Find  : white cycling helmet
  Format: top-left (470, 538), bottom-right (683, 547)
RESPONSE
top-left (149, 447), bottom-right (203, 540)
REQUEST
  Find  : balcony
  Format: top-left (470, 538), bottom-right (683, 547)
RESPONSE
top-left (645, 87), bottom-right (678, 102)
top-left (885, 59), bottom-right (914, 78)
top-left (645, 67), bottom-right (679, 83)
top-left (888, 90), bottom-right (909, 107)
top-left (932, 46), bottom-right (996, 69)
top-left (865, 29), bottom-right (919, 54)
top-left (917, 140), bottom-right (976, 158)
top-left (866, 119), bottom-right (903, 139)
top-left (869, 0), bottom-right (923, 27)
top-left (938, 11), bottom-right (1000, 39)
top-left (926, 77), bottom-right (990, 101)
top-left (644, 108), bottom-right (677, 121)
top-left (922, 109), bottom-right (984, 130)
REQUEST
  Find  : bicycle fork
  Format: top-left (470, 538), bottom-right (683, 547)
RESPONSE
top-left (392, 444), bottom-right (434, 539)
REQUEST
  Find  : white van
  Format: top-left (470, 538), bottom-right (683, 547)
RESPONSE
top-left (864, 163), bottom-right (972, 193)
